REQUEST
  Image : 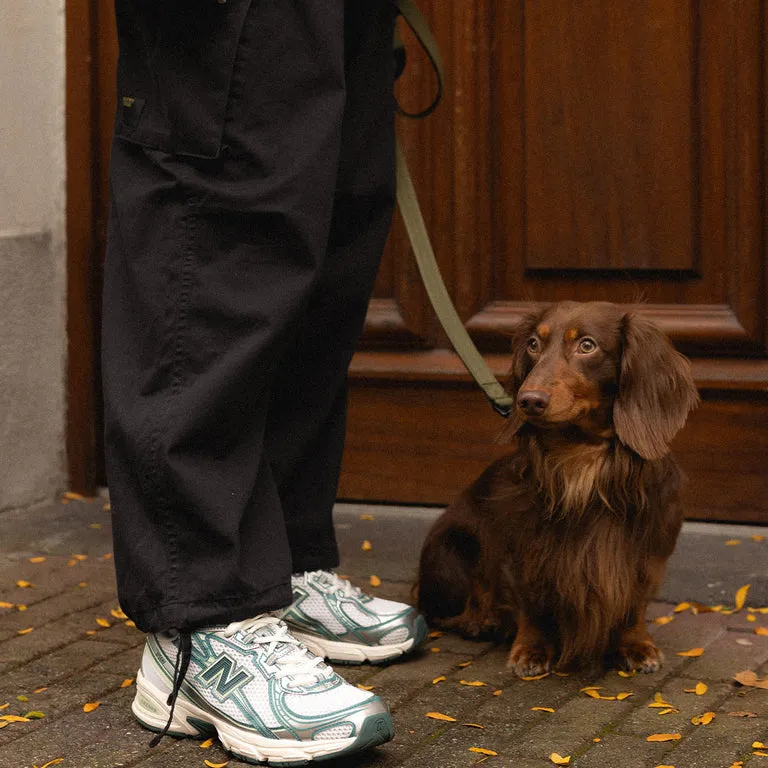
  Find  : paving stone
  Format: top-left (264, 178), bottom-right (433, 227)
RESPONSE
top-left (616, 677), bottom-right (733, 737)
top-left (0, 687), bottom-right (173, 768)
top-left (681, 632), bottom-right (768, 681)
top-left (569, 733), bottom-right (671, 768)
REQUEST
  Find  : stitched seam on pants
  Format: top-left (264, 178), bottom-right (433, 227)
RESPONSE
top-left (146, 192), bottom-right (199, 616)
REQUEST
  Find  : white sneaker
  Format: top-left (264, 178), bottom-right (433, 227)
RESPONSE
top-left (279, 570), bottom-right (429, 664)
top-left (132, 615), bottom-right (394, 765)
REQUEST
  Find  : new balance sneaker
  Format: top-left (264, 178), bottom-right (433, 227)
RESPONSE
top-left (132, 615), bottom-right (394, 765)
top-left (279, 570), bottom-right (429, 664)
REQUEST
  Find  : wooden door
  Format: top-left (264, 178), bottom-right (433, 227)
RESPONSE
top-left (339, 0), bottom-right (768, 523)
top-left (69, 0), bottom-right (768, 522)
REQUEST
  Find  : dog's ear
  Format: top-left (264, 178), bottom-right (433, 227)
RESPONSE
top-left (613, 312), bottom-right (699, 459)
top-left (496, 312), bottom-right (539, 443)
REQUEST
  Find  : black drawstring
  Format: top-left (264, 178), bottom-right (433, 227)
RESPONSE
top-left (149, 631), bottom-right (192, 748)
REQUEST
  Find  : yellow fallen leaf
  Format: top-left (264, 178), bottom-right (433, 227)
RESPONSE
top-left (200, 737), bottom-right (215, 748)
top-left (657, 708), bottom-right (678, 715)
top-left (462, 723), bottom-right (485, 728)
top-left (531, 707), bottom-right (555, 713)
top-left (554, 672), bottom-right (570, 677)
top-left (34, 687), bottom-right (48, 694)
top-left (23, 711), bottom-right (45, 719)
top-left (102, 553), bottom-right (113, 560)
top-left (64, 491), bottom-right (86, 500)
top-left (748, 614), bottom-right (757, 622)
top-left (493, 689), bottom-right (502, 696)
top-left (0, 601), bottom-right (14, 609)
top-left (754, 742), bottom-right (768, 749)
top-left (753, 752), bottom-right (768, 757)
top-left (18, 628), bottom-right (34, 635)
top-left (426, 711), bottom-right (456, 722)
top-left (73, 554), bottom-right (88, 561)
top-left (653, 615), bottom-right (674, 625)
top-left (691, 711), bottom-right (715, 725)
top-left (78, 582), bottom-right (87, 588)
top-left (120, 678), bottom-right (134, 688)
top-left (648, 693), bottom-right (675, 709)
top-left (16, 580), bottom-right (33, 589)
top-left (549, 753), bottom-right (571, 765)
top-left (0, 703), bottom-right (8, 710)
top-left (616, 692), bottom-right (633, 700)
top-left (427, 630), bottom-right (443, 639)
top-left (430, 647), bottom-right (440, 653)
top-left (83, 702), bottom-right (100, 713)
top-left (676, 648), bottom-right (704, 657)
top-left (459, 680), bottom-right (487, 687)
top-left (654, 765), bottom-right (676, 768)
top-left (432, 676), bottom-right (446, 685)
top-left (725, 539), bottom-right (741, 546)
top-left (361, 540), bottom-right (372, 552)
top-left (125, 620), bottom-right (136, 628)
top-left (95, 618), bottom-right (111, 628)
top-left (0, 715), bottom-right (31, 722)
top-left (39, 760), bottom-right (64, 768)
top-left (674, 602), bottom-right (691, 613)
top-left (593, 738), bottom-right (601, 742)
top-left (369, 575), bottom-right (381, 587)
top-left (728, 711), bottom-right (757, 717)
top-left (28, 557), bottom-right (46, 564)
top-left (646, 733), bottom-right (682, 742)
top-left (457, 660), bottom-right (473, 667)
top-left (359, 514), bottom-right (375, 520)
top-left (89, 522), bottom-right (102, 529)
top-left (735, 583), bottom-right (751, 610)
top-left (67, 560), bottom-right (77, 567)
top-left (755, 627), bottom-right (768, 636)
top-left (356, 684), bottom-right (374, 691)
top-left (751, 534), bottom-right (765, 542)
top-left (691, 602), bottom-right (723, 614)
top-left (17, 695), bottom-right (28, 702)
top-left (110, 608), bottom-right (128, 620)
top-left (521, 672), bottom-right (550, 681)
top-left (103, 502), bottom-right (111, 511)
top-left (204, 762), bottom-right (229, 768)
top-left (469, 748), bottom-right (498, 756)
top-left (618, 670), bottom-right (636, 677)
top-left (17, 604), bottom-right (28, 611)
top-left (684, 682), bottom-right (708, 695)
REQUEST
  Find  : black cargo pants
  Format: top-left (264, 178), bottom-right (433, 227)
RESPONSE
top-left (102, 0), bottom-right (397, 633)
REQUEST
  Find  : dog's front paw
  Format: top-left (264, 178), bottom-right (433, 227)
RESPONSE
top-left (507, 642), bottom-right (555, 678)
top-left (614, 639), bottom-right (663, 674)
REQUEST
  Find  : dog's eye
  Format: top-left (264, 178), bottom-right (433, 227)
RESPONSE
top-left (527, 337), bottom-right (540, 354)
top-left (577, 337), bottom-right (598, 354)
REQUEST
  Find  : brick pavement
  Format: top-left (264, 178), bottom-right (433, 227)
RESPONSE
top-left (0, 497), bottom-right (767, 768)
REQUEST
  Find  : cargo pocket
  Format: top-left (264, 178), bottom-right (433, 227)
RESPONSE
top-left (114, 0), bottom-right (253, 158)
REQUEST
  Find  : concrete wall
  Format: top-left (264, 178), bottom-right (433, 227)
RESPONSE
top-left (0, 3), bottom-right (67, 509)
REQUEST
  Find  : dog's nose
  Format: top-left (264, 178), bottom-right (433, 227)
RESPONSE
top-left (517, 389), bottom-right (551, 416)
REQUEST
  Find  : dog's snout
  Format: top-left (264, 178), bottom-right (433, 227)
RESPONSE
top-left (517, 389), bottom-right (551, 416)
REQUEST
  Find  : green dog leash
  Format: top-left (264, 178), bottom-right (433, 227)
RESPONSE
top-left (395, 0), bottom-right (514, 418)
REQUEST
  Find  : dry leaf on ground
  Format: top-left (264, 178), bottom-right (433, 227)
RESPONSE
top-left (432, 676), bottom-right (446, 685)
top-left (648, 693), bottom-right (675, 709)
top-left (735, 584), bottom-right (751, 610)
top-left (204, 761), bottom-right (229, 768)
top-left (646, 733), bottom-right (682, 742)
top-left (462, 723), bottom-right (485, 728)
top-left (549, 753), bottom-right (570, 765)
top-left (676, 647), bottom-right (704, 657)
top-left (361, 540), bottom-right (372, 551)
top-left (728, 711), bottom-right (757, 717)
top-left (733, 670), bottom-right (768, 689)
top-left (531, 707), bottom-right (555, 713)
top-left (369, 575), bottom-right (381, 587)
top-left (691, 711), bottom-right (715, 725)
top-left (83, 702), bottom-right (100, 713)
top-left (469, 747), bottom-right (498, 756)
top-left (425, 711), bottom-right (456, 722)
top-left (459, 680), bottom-right (487, 687)
top-left (683, 682), bottom-right (707, 695)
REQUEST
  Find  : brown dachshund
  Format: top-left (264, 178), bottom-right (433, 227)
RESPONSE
top-left (417, 301), bottom-right (699, 676)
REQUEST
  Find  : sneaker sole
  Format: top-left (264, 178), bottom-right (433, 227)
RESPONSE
top-left (288, 615), bottom-right (430, 665)
top-left (132, 670), bottom-right (393, 765)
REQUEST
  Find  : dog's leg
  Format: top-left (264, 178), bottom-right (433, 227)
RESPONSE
top-left (506, 611), bottom-right (556, 677)
top-left (612, 605), bottom-right (663, 673)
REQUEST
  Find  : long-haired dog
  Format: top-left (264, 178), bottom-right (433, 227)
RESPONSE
top-left (417, 301), bottom-right (699, 676)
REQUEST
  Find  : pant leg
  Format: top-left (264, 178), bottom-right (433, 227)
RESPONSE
top-left (264, 0), bottom-right (399, 571)
top-left (103, 0), bottom-right (350, 633)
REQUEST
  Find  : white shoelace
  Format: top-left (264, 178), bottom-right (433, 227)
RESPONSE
top-left (302, 570), bottom-right (362, 600)
top-left (222, 615), bottom-right (329, 688)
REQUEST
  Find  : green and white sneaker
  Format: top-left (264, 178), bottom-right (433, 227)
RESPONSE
top-left (132, 615), bottom-right (394, 765)
top-left (279, 570), bottom-right (429, 665)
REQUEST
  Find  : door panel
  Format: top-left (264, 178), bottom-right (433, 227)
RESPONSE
top-left (342, 1), bottom-right (768, 521)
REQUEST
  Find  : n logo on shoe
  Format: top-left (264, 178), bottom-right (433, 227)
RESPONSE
top-left (198, 655), bottom-right (254, 700)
